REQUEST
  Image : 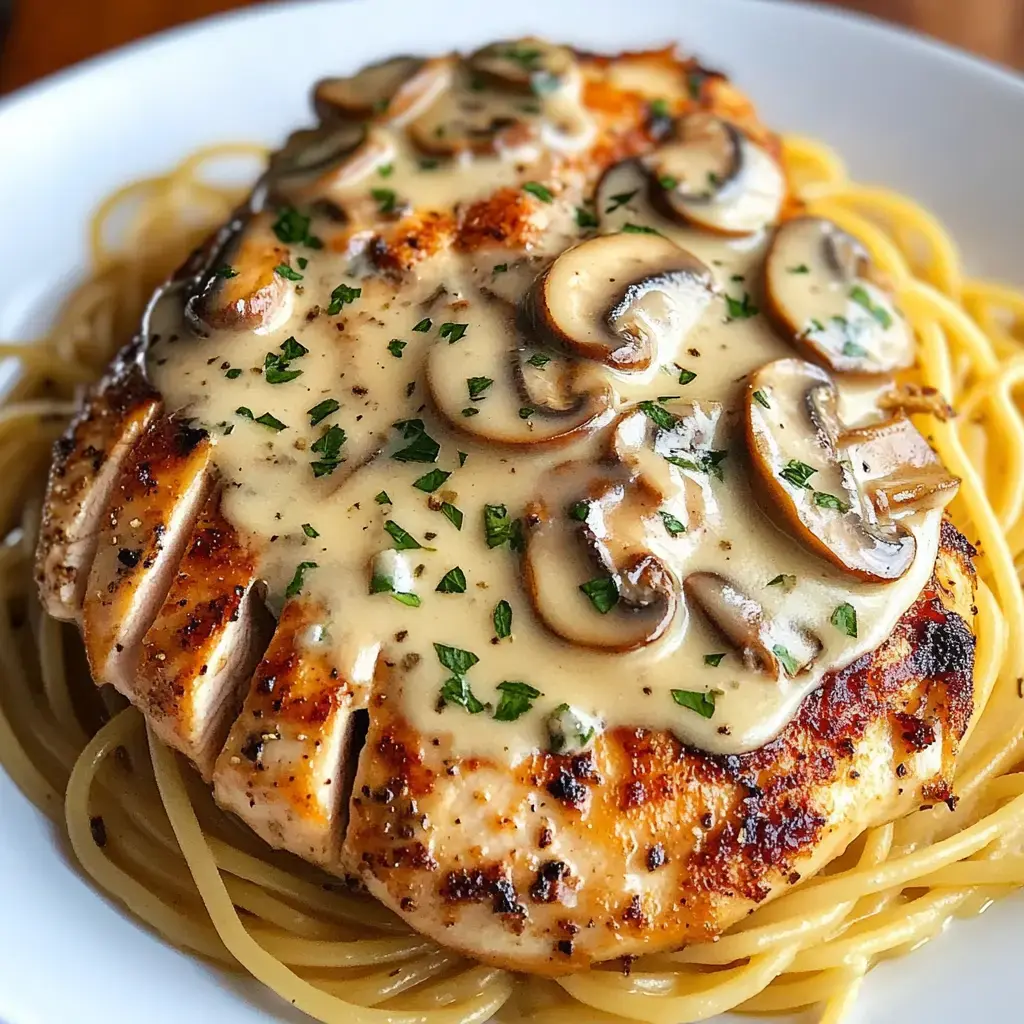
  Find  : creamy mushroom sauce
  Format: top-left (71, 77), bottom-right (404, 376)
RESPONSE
top-left (146, 45), bottom-right (943, 758)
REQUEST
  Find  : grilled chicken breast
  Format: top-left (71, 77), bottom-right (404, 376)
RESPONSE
top-left (35, 41), bottom-right (975, 973)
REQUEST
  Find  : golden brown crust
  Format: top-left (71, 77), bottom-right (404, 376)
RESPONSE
top-left (345, 522), bottom-right (976, 972)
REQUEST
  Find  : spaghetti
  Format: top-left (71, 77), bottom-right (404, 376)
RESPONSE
top-left (2, 136), bottom-right (1024, 1023)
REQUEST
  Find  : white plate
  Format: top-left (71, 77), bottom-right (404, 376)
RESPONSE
top-left (0, 2), bottom-right (1022, 1021)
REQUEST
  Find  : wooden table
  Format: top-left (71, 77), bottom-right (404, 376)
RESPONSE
top-left (2, 0), bottom-right (1023, 94)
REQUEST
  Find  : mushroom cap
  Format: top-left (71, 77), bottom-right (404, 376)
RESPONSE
top-left (184, 213), bottom-right (293, 335)
top-left (745, 358), bottom-right (917, 582)
top-left (764, 216), bottom-right (914, 375)
top-left (522, 461), bottom-right (677, 652)
top-left (525, 232), bottom-right (716, 372)
top-left (647, 113), bottom-right (785, 236)
top-left (313, 56), bottom-right (424, 120)
top-left (426, 295), bottom-right (613, 448)
top-left (467, 38), bottom-right (577, 94)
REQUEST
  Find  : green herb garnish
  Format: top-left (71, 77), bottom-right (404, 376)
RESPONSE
top-left (831, 602), bottom-right (858, 637)
top-left (307, 398), bottom-right (340, 425)
top-left (285, 561), bottom-right (318, 598)
top-left (326, 283), bottom-right (361, 315)
top-left (659, 510), bottom-right (686, 537)
top-left (439, 322), bottom-right (468, 343)
top-left (523, 181), bottom-right (553, 203)
top-left (493, 681), bottom-right (541, 721)
top-left (779, 459), bottom-right (817, 489)
top-left (384, 520), bottom-right (422, 550)
top-left (579, 575), bottom-right (619, 614)
top-left (387, 339), bottom-right (406, 358)
top-left (467, 376), bottom-right (493, 400)
top-left (493, 600), bottom-right (512, 639)
top-left (435, 566), bottom-right (467, 593)
top-left (703, 653), bottom-right (726, 667)
top-left (413, 468), bottom-right (451, 492)
top-left (671, 688), bottom-right (715, 718)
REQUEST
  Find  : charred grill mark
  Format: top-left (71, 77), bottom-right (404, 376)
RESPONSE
top-left (441, 865), bottom-right (526, 918)
top-left (529, 860), bottom-right (572, 903)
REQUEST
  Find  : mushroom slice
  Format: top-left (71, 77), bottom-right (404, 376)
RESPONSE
top-left (764, 217), bottom-right (913, 374)
top-left (408, 80), bottom-right (537, 158)
top-left (185, 213), bottom-right (293, 334)
top-left (526, 233), bottom-right (715, 372)
top-left (609, 400), bottom-right (726, 528)
top-left (468, 38), bottom-right (576, 94)
top-left (272, 127), bottom-right (395, 206)
top-left (313, 56), bottom-right (424, 120)
top-left (523, 462), bottom-right (676, 652)
top-left (745, 358), bottom-right (916, 582)
top-left (380, 57), bottom-right (457, 127)
top-left (426, 300), bottom-right (612, 447)
top-left (837, 412), bottom-right (959, 519)
top-left (684, 572), bottom-right (820, 677)
top-left (647, 113), bottom-right (784, 236)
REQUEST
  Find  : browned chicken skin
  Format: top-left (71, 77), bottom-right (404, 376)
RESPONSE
top-left (34, 42), bottom-right (975, 973)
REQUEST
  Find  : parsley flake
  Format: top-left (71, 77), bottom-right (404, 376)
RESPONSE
top-left (285, 561), bottom-right (318, 598)
top-left (579, 575), bottom-right (619, 614)
top-left (725, 291), bottom-right (759, 320)
top-left (831, 602), bottom-right (858, 638)
top-left (752, 389), bottom-right (771, 409)
top-left (494, 681), bottom-right (542, 722)
top-left (813, 491), bottom-right (851, 512)
top-left (307, 399), bottom-right (340, 425)
top-left (274, 263), bottom-right (303, 281)
top-left (413, 468), bottom-right (451, 492)
top-left (387, 339), bottom-right (406, 358)
top-left (671, 688), bottom-right (715, 718)
top-left (779, 459), bottom-right (817, 489)
top-left (523, 181), bottom-right (553, 203)
top-left (384, 520), bottom-right (422, 550)
top-left (327, 283), bottom-right (361, 316)
top-left (435, 566), bottom-right (467, 593)
top-left (849, 284), bottom-right (894, 328)
top-left (659, 510), bottom-right (686, 537)
top-left (439, 322), bottom-right (468, 343)
top-left (773, 645), bottom-right (800, 676)
top-left (467, 376), bottom-right (493, 400)
top-left (440, 502), bottom-right (463, 530)
top-left (493, 600), bottom-right (512, 639)
top-left (374, 491), bottom-right (391, 505)
top-left (703, 653), bottom-right (726, 667)
top-left (301, 523), bottom-right (319, 539)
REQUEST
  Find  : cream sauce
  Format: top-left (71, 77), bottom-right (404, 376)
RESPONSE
top-left (147, 49), bottom-right (943, 759)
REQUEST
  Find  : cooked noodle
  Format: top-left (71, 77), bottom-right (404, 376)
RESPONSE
top-left (2, 136), bottom-right (1024, 1023)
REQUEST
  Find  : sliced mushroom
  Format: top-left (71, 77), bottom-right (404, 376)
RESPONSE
top-left (523, 462), bottom-right (676, 652)
top-left (646, 113), bottom-right (785, 236)
top-left (185, 213), bottom-right (293, 334)
top-left (837, 413), bottom-right (959, 518)
top-left (468, 38), bottom-right (576, 94)
top-left (525, 233), bottom-right (715, 372)
top-left (313, 56), bottom-right (424, 120)
top-left (764, 217), bottom-right (913, 374)
top-left (745, 358), bottom-right (916, 581)
top-left (684, 572), bottom-right (820, 677)
top-left (426, 298), bottom-right (612, 447)
top-left (271, 126), bottom-right (395, 206)
top-left (609, 400), bottom-right (726, 529)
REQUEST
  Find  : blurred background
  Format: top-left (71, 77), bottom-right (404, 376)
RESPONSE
top-left (1, 0), bottom-right (1022, 93)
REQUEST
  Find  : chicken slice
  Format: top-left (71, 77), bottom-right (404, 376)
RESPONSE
top-left (136, 492), bottom-right (272, 779)
top-left (213, 600), bottom-right (363, 869)
top-left (343, 522), bottom-right (976, 973)
top-left (35, 353), bottom-right (161, 620)
top-left (81, 417), bottom-right (214, 696)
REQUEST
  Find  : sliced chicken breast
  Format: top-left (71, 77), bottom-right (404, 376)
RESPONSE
top-left (81, 418), bottom-right (214, 696)
top-left (137, 492), bottom-right (272, 779)
top-left (213, 600), bottom-right (363, 869)
top-left (343, 523), bottom-right (975, 973)
top-left (35, 350), bottom-right (161, 620)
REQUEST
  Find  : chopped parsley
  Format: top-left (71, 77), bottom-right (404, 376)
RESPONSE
top-left (467, 376), bottom-right (493, 400)
top-left (384, 519), bottom-right (422, 550)
top-left (788, 264), bottom-right (810, 274)
top-left (285, 561), bottom-right (318, 598)
top-left (214, 264), bottom-right (237, 278)
top-left (621, 222), bottom-right (660, 235)
top-left (439, 322), bottom-right (468, 343)
top-left (849, 284), bottom-right (894, 328)
top-left (307, 398), bottom-right (340, 425)
top-left (236, 408), bottom-right (287, 431)
top-left (523, 181), bottom-right (553, 203)
top-left (274, 263), bottom-right (303, 281)
top-left (658, 174), bottom-right (678, 191)
top-left (378, 163), bottom-right (394, 178)
top-left (371, 187), bottom-right (397, 214)
top-left (579, 575), bottom-right (619, 614)
top-left (752, 389), bottom-right (771, 409)
top-left (842, 339), bottom-right (868, 358)
top-left (440, 502), bottom-right (463, 530)
top-left (493, 681), bottom-right (541, 722)
top-left (310, 424), bottom-right (347, 477)
top-left (391, 419), bottom-right (440, 463)
top-left (659, 510), bottom-right (686, 537)
top-left (568, 500), bottom-right (590, 522)
top-left (677, 367), bottom-right (697, 385)
top-left (413, 317), bottom-right (432, 332)
top-left (575, 206), bottom-right (599, 229)
top-left (638, 400), bottom-right (676, 431)
top-left (773, 645), bottom-right (800, 676)
top-left (779, 459), bottom-right (817, 489)
top-left (392, 592), bottom-right (421, 607)
top-left (518, 406), bottom-right (534, 419)
top-left (435, 642), bottom-right (479, 676)
top-left (387, 339), bottom-right (406, 358)
top-left (301, 523), bottom-right (319, 538)
top-left (605, 189), bottom-right (638, 213)
top-left (326, 283), bottom-right (361, 315)
top-left (814, 491), bottom-right (851, 512)
top-left (767, 574), bottom-right (797, 589)
top-left (703, 653), bottom-right (726, 667)
top-left (492, 263), bottom-right (508, 274)
top-left (413, 468), bottom-right (451, 492)
top-left (831, 602), bottom-right (858, 638)
top-left (272, 206), bottom-right (321, 248)
top-left (458, 451), bottom-right (468, 467)
top-left (527, 352), bottom-right (551, 368)
top-left (483, 504), bottom-right (523, 550)
top-left (665, 449), bottom-right (728, 481)
top-left (225, 368), bottom-right (242, 379)
top-left (440, 675), bottom-right (487, 714)
top-left (671, 688), bottom-right (716, 718)
top-left (649, 98), bottom-right (670, 118)
top-left (264, 337), bottom-right (308, 384)
top-left (493, 599), bottom-right (512, 639)
top-left (371, 571), bottom-right (422, 607)
top-left (461, 407), bottom-right (479, 417)
top-left (435, 566), bottom-right (467, 593)
top-left (375, 490), bottom-right (391, 505)
top-left (725, 291), bottom-right (759, 320)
